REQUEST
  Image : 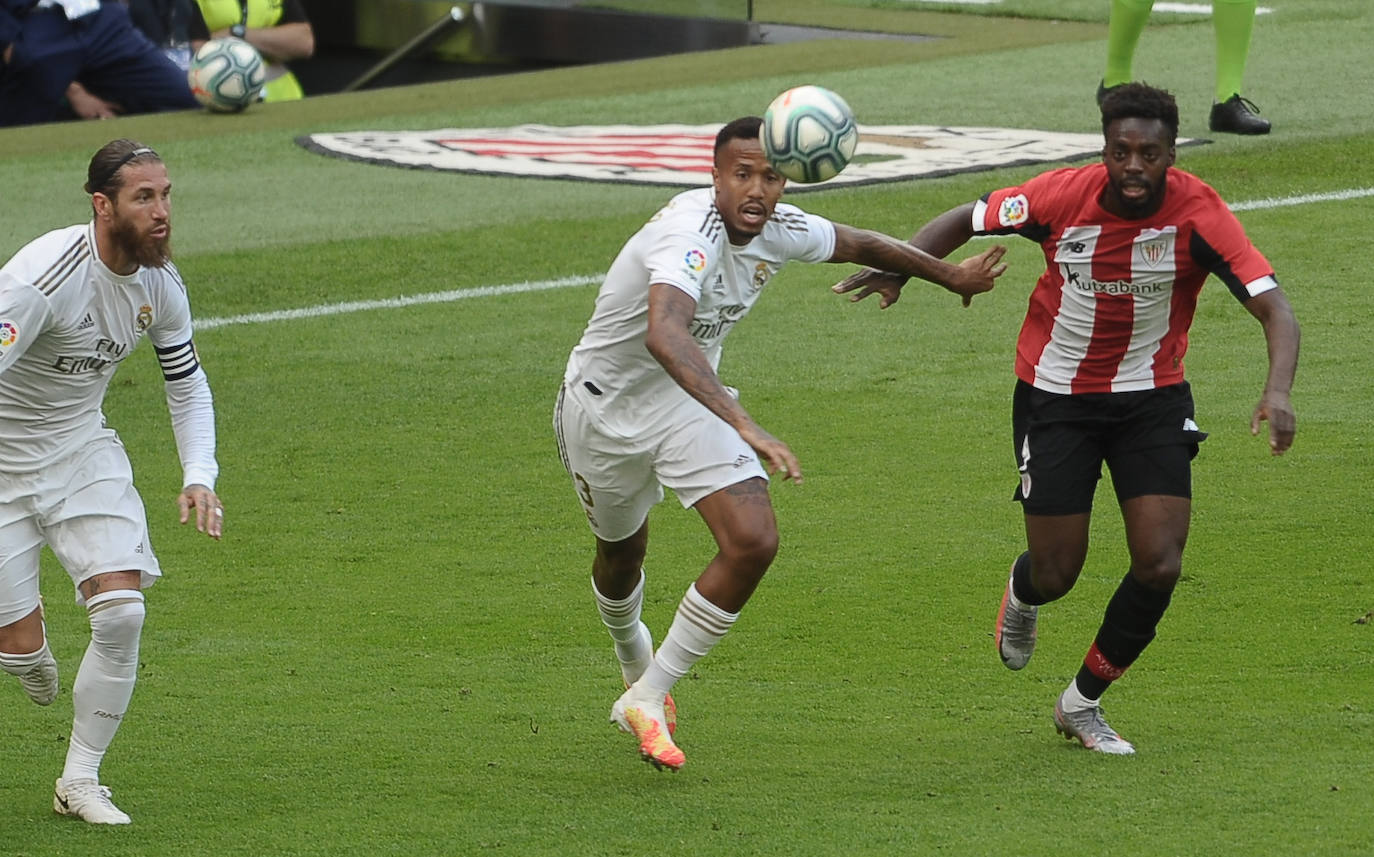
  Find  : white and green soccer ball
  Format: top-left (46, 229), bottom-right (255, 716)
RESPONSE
top-left (760, 85), bottom-right (860, 184)
top-left (188, 37), bottom-right (266, 113)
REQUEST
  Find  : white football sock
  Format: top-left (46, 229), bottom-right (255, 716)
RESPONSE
top-left (0, 638), bottom-right (53, 676)
top-left (1060, 678), bottom-right (1099, 714)
top-left (593, 571), bottom-right (654, 684)
top-left (1007, 587), bottom-right (1032, 612)
top-left (63, 590), bottom-right (145, 783)
top-left (639, 582), bottom-right (738, 697)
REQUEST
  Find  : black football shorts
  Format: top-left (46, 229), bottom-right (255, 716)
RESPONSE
top-left (1011, 380), bottom-right (1208, 516)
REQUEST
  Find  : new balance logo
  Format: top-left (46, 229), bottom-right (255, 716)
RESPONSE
top-left (76, 313), bottom-right (94, 330)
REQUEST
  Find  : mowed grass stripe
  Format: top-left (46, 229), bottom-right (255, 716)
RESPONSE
top-left (192, 184), bottom-right (1374, 333)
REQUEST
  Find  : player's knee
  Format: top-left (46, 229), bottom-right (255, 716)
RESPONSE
top-left (86, 590), bottom-right (146, 666)
top-left (1028, 559), bottom-right (1080, 601)
top-left (722, 526), bottom-right (779, 571)
top-left (596, 534), bottom-right (648, 578)
top-left (1131, 556), bottom-right (1181, 592)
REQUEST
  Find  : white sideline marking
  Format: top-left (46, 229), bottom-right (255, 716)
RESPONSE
top-left (1152, 3), bottom-right (1273, 14)
top-left (194, 274), bottom-right (601, 331)
top-left (1229, 186), bottom-right (1374, 212)
top-left (193, 186), bottom-right (1374, 332)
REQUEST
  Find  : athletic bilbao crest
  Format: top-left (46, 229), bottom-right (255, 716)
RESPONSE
top-left (296, 124), bottom-right (1176, 191)
top-left (1140, 240), bottom-right (1168, 266)
top-left (1135, 232), bottom-right (1175, 268)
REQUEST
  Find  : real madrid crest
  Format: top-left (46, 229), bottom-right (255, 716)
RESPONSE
top-left (752, 262), bottom-right (772, 294)
top-left (136, 305), bottom-right (153, 333)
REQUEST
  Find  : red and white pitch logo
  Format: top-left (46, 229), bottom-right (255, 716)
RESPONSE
top-left (297, 124), bottom-right (1157, 191)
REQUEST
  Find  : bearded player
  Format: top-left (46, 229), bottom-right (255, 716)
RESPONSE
top-left (0, 139), bottom-right (223, 823)
top-left (836, 83), bottom-right (1299, 754)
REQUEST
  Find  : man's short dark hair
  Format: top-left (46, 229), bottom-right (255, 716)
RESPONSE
top-left (715, 117), bottom-right (763, 157)
top-left (85, 139), bottom-right (163, 198)
top-left (1100, 83), bottom-right (1180, 144)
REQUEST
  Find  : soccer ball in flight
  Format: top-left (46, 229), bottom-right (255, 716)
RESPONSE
top-left (760, 85), bottom-right (859, 184)
top-left (188, 38), bottom-right (266, 113)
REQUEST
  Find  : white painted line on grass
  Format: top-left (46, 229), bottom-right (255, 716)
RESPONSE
top-left (1228, 186), bottom-right (1374, 212)
top-left (1152, 3), bottom-right (1273, 15)
top-left (194, 186), bottom-right (1374, 332)
top-left (194, 274), bottom-right (601, 331)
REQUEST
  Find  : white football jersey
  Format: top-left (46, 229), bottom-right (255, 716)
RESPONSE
top-left (0, 223), bottom-right (215, 483)
top-left (563, 187), bottom-right (835, 435)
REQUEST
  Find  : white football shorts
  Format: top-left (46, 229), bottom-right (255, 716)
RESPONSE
top-left (554, 383), bottom-right (768, 542)
top-left (0, 434), bottom-right (161, 624)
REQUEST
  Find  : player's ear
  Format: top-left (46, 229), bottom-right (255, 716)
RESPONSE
top-left (91, 192), bottom-right (115, 220)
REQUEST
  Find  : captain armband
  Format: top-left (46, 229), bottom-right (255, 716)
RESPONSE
top-left (154, 339), bottom-right (200, 381)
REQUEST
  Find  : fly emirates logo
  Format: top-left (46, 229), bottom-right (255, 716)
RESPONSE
top-left (53, 337), bottom-right (127, 374)
top-left (690, 303), bottom-right (747, 343)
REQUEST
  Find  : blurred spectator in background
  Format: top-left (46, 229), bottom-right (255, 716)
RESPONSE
top-left (193, 0), bottom-right (312, 102)
top-left (127, 0), bottom-right (208, 72)
top-left (1099, 0), bottom-right (1271, 135)
top-left (0, 0), bottom-right (197, 126)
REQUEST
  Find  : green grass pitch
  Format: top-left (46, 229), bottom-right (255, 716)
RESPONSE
top-left (0, 1), bottom-right (1371, 854)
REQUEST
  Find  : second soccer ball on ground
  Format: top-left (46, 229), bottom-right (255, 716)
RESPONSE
top-left (188, 37), bottom-right (266, 113)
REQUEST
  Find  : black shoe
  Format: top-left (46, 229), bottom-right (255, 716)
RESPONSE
top-left (1208, 94), bottom-right (1271, 135)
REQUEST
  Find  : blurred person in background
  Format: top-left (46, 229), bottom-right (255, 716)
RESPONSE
top-left (126, 0), bottom-right (208, 72)
top-left (1098, 0), bottom-right (1272, 134)
top-left (0, 0), bottom-right (196, 126)
top-left (193, 0), bottom-right (311, 102)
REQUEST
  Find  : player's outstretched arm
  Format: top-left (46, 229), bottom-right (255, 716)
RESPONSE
top-left (644, 283), bottom-right (802, 483)
top-left (830, 204), bottom-right (1004, 308)
top-left (1244, 287), bottom-right (1300, 455)
top-left (178, 484), bottom-right (224, 540)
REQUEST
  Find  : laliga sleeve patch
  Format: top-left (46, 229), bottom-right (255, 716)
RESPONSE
top-left (0, 320), bottom-right (19, 348)
top-left (681, 248), bottom-right (709, 284)
top-left (998, 194), bottom-right (1029, 227)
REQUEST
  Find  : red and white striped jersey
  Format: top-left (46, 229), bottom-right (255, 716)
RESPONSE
top-left (972, 163), bottom-right (1277, 394)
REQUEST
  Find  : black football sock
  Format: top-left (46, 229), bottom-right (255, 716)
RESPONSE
top-left (1075, 571), bottom-right (1173, 700)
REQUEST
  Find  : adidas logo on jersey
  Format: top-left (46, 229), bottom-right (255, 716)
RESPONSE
top-left (77, 313), bottom-right (94, 330)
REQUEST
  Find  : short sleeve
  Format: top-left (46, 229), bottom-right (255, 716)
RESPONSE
top-left (1187, 186), bottom-right (1277, 302)
top-left (644, 233), bottom-right (719, 302)
top-left (777, 207), bottom-right (836, 264)
top-left (971, 168), bottom-right (1073, 241)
